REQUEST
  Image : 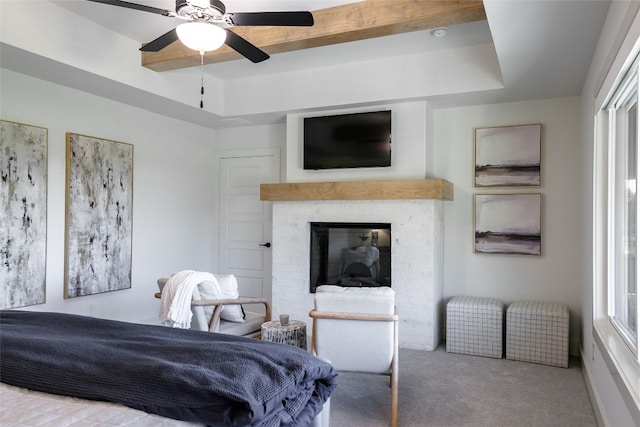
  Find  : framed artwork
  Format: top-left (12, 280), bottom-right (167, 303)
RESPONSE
top-left (0, 120), bottom-right (48, 309)
top-left (474, 193), bottom-right (541, 256)
top-left (474, 124), bottom-right (541, 187)
top-left (65, 133), bottom-right (133, 298)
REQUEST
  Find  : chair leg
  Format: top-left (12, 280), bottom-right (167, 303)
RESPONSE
top-left (390, 312), bottom-right (399, 427)
top-left (390, 370), bottom-right (398, 427)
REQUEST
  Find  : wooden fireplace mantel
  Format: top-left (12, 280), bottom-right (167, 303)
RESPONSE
top-left (260, 179), bottom-right (453, 201)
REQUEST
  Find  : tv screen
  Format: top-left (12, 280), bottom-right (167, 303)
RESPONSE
top-left (303, 110), bottom-right (391, 170)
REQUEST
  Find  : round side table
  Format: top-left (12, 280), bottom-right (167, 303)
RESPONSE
top-left (261, 320), bottom-right (307, 349)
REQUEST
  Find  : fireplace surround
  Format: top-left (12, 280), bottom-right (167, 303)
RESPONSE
top-left (261, 179), bottom-right (453, 351)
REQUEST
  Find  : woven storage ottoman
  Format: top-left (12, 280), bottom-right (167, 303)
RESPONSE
top-left (446, 296), bottom-right (504, 358)
top-left (506, 301), bottom-right (569, 368)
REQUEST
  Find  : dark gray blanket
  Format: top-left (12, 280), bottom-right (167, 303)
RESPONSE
top-left (0, 310), bottom-right (336, 427)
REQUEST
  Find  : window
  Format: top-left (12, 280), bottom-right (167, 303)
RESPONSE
top-left (606, 54), bottom-right (640, 355)
top-left (593, 10), bottom-right (640, 421)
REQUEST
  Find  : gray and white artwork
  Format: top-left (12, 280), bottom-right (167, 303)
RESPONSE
top-left (475, 193), bottom-right (541, 256)
top-left (1, 120), bottom-right (48, 308)
top-left (65, 133), bottom-right (133, 298)
top-left (475, 124), bottom-right (541, 187)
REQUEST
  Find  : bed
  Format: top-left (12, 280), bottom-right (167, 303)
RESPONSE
top-left (0, 310), bottom-right (337, 427)
top-left (1, 382), bottom-right (200, 426)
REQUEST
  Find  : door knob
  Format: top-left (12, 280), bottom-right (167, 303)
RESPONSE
top-left (259, 242), bottom-right (271, 248)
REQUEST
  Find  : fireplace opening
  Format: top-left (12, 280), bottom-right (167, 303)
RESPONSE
top-left (310, 222), bottom-right (391, 293)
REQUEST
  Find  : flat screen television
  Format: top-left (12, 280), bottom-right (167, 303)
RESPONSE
top-left (303, 110), bottom-right (391, 170)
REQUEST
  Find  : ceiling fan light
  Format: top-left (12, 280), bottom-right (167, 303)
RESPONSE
top-left (176, 22), bottom-right (226, 52)
top-left (189, 0), bottom-right (211, 8)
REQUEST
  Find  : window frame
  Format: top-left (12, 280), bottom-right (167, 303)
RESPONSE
top-left (593, 23), bottom-right (640, 419)
top-left (606, 58), bottom-right (639, 354)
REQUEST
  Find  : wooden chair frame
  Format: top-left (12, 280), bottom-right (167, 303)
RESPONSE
top-left (309, 308), bottom-right (399, 427)
top-left (154, 292), bottom-right (271, 336)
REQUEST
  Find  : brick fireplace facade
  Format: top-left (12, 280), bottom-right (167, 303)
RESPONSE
top-left (262, 179), bottom-right (452, 351)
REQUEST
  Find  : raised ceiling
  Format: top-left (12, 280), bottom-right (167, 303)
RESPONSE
top-left (55, 0), bottom-right (489, 77)
top-left (3, 1), bottom-right (612, 128)
top-left (138, 0), bottom-right (487, 72)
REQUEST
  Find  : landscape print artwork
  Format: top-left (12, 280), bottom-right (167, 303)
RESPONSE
top-left (475, 124), bottom-right (541, 187)
top-left (475, 193), bottom-right (541, 256)
top-left (0, 120), bottom-right (48, 309)
top-left (65, 133), bottom-right (133, 298)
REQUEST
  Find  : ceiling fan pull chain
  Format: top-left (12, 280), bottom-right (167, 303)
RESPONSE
top-left (199, 49), bottom-right (205, 109)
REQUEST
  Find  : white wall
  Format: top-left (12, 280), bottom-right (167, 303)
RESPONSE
top-left (1, 68), bottom-right (217, 324)
top-left (0, 66), bottom-right (590, 356)
top-left (433, 97), bottom-right (584, 355)
top-left (212, 124), bottom-right (286, 188)
top-left (273, 94), bottom-right (585, 357)
top-left (223, 43), bottom-right (502, 118)
top-left (217, 96), bottom-right (587, 357)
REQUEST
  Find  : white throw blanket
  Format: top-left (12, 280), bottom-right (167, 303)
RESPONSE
top-left (159, 270), bottom-right (221, 329)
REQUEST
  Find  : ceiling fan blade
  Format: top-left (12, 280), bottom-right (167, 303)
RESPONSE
top-left (140, 28), bottom-right (179, 52)
top-left (84, 0), bottom-right (176, 17)
top-left (226, 11), bottom-right (314, 27)
top-left (225, 30), bottom-right (269, 63)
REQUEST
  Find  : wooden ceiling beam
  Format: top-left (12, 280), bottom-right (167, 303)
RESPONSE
top-left (141, 0), bottom-right (486, 72)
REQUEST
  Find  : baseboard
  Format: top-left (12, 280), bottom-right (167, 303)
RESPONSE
top-left (580, 348), bottom-right (606, 427)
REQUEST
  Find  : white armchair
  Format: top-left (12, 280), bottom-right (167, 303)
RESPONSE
top-left (156, 277), bottom-right (270, 338)
top-left (309, 285), bottom-right (398, 427)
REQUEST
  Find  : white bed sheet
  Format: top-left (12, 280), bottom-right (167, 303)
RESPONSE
top-left (0, 383), bottom-right (203, 427)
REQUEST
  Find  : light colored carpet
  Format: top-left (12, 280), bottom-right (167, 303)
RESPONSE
top-left (329, 346), bottom-right (596, 427)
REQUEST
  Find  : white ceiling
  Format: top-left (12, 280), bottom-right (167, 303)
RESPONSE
top-left (205, 20), bottom-right (493, 80)
top-left (52, 0), bottom-right (610, 103)
top-left (54, 0), bottom-right (362, 50)
top-left (5, 0), bottom-right (612, 127)
top-left (54, 0), bottom-right (493, 80)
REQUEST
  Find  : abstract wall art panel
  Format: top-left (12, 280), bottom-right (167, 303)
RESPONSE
top-left (65, 133), bottom-right (133, 298)
top-left (474, 124), bottom-right (541, 187)
top-left (0, 120), bottom-right (48, 308)
top-left (474, 193), bottom-right (541, 256)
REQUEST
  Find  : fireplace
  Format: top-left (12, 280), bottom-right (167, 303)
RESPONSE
top-left (261, 179), bottom-right (453, 351)
top-left (310, 222), bottom-right (391, 292)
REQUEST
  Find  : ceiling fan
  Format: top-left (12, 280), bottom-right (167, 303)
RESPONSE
top-left (85, 0), bottom-right (314, 63)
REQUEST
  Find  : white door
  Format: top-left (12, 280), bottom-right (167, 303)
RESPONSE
top-left (218, 154), bottom-right (278, 306)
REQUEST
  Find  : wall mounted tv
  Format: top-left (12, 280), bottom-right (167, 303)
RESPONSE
top-left (303, 110), bottom-right (391, 170)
